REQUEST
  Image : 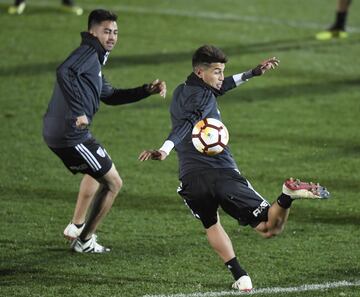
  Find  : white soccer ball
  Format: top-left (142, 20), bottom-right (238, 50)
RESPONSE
top-left (191, 118), bottom-right (229, 156)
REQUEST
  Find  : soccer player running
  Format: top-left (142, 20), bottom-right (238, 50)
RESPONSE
top-left (43, 9), bottom-right (166, 253)
top-left (139, 45), bottom-right (329, 291)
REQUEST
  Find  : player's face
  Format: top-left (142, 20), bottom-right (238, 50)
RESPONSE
top-left (198, 63), bottom-right (225, 90)
top-left (90, 20), bottom-right (118, 51)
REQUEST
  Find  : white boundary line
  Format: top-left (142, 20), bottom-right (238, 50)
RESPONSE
top-left (1, 1), bottom-right (359, 33)
top-left (143, 280), bottom-right (360, 297)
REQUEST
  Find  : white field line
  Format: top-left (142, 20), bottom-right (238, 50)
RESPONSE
top-left (142, 279), bottom-right (360, 297)
top-left (1, 1), bottom-right (359, 33)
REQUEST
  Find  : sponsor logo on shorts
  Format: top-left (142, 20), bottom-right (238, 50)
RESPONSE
top-left (69, 164), bottom-right (88, 171)
top-left (96, 147), bottom-right (106, 158)
top-left (253, 200), bottom-right (270, 217)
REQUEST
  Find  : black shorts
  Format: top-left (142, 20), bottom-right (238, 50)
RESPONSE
top-left (49, 138), bottom-right (113, 179)
top-left (178, 168), bottom-right (270, 229)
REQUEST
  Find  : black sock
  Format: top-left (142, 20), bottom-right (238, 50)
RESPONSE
top-left (74, 222), bottom-right (84, 228)
top-left (80, 236), bottom-right (91, 243)
top-left (225, 257), bottom-right (247, 281)
top-left (277, 193), bottom-right (293, 209)
top-left (332, 12), bottom-right (348, 31)
top-left (62, 0), bottom-right (75, 6)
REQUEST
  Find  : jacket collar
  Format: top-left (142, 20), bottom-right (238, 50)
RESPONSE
top-left (185, 72), bottom-right (224, 96)
top-left (80, 32), bottom-right (110, 65)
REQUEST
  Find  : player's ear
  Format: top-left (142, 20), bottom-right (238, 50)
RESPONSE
top-left (194, 66), bottom-right (203, 78)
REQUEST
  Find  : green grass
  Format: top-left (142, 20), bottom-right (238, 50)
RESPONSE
top-left (0, 0), bottom-right (360, 296)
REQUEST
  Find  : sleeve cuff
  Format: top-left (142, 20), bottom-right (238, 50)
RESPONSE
top-left (159, 140), bottom-right (174, 155)
top-left (233, 70), bottom-right (253, 86)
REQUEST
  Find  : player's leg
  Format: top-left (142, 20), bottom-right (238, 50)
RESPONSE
top-left (255, 178), bottom-right (330, 237)
top-left (8, 0), bottom-right (26, 14)
top-left (73, 174), bottom-right (100, 224)
top-left (205, 215), bottom-right (235, 262)
top-left (61, 0), bottom-right (83, 15)
top-left (205, 219), bottom-right (252, 292)
top-left (316, 0), bottom-right (352, 40)
top-left (51, 138), bottom-right (122, 253)
top-left (254, 198), bottom-right (290, 238)
top-left (63, 174), bottom-right (99, 240)
top-left (178, 169), bottom-right (252, 292)
top-left (79, 164), bottom-right (122, 240)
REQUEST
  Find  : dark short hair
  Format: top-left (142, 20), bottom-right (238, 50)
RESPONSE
top-left (88, 9), bottom-right (117, 30)
top-left (192, 45), bottom-right (228, 68)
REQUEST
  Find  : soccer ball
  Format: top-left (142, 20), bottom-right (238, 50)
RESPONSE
top-left (191, 118), bottom-right (229, 156)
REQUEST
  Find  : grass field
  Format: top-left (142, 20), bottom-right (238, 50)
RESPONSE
top-left (0, 0), bottom-right (360, 296)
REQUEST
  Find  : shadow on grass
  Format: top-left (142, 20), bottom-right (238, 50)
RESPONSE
top-left (291, 205), bottom-right (360, 226)
top-left (0, 185), bottom-right (183, 212)
top-left (2, 37), bottom-right (360, 77)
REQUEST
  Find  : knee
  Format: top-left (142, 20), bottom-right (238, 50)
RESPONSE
top-left (112, 175), bottom-right (123, 194)
top-left (103, 174), bottom-right (122, 195)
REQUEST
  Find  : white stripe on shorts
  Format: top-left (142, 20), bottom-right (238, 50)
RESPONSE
top-left (246, 179), bottom-right (266, 201)
top-left (75, 144), bottom-right (102, 171)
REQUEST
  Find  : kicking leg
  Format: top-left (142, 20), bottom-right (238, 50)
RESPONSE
top-left (255, 178), bottom-right (330, 238)
top-left (255, 199), bottom-right (290, 238)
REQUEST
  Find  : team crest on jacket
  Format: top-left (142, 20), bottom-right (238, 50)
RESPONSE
top-left (96, 147), bottom-right (106, 158)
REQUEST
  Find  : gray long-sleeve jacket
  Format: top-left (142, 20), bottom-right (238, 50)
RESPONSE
top-left (167, 72), bottom-right (240, 178)
top-left (43, 32), bottom-right (150, 148)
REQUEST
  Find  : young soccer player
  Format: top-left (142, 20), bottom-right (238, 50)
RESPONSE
top-left (43, 9), bottom-right (166, 253)
top-left (139, 45), bottom-right (329, 291)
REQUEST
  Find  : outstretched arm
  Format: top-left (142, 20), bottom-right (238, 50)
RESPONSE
top-left (146, 79), bottom-right (167, 98)
top-left (101, 78), bottom-right (167, 105)
top-left (238, 57), bottom-right (280, 82)
top-left (220, 57), bottom-right (280, 93)
top-left (251, 57), bottom-right (280, 76)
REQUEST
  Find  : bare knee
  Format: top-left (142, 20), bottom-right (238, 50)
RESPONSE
top-left (100, 167), bottom-right (123, 196)
top-left (108, 175), bottom-right (122, 195)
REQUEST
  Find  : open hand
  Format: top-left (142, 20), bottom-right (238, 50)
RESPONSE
top-left (252, 57), bottom-right (280, 76)
top-left (138, 150), bottom-right (167, 161)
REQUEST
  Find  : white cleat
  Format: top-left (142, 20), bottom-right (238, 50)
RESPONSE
top-left (72, 234), bottom-right (110, 253)
top-left (282, 178), bottom-right (330, 199)
top-left (232, 275), bottom-right (253, 292)
top-left (63, 222), bottom-right (84, 241)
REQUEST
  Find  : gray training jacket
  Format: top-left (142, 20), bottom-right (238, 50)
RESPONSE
top-left (43, 32), bottom-right (151, 148)
top-left (167, 72), bottom-right (240, 179)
